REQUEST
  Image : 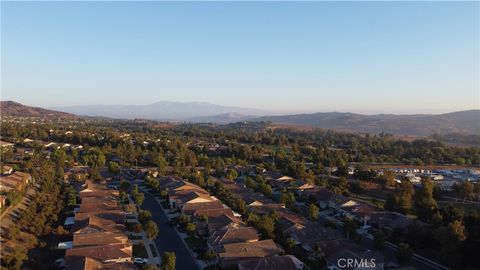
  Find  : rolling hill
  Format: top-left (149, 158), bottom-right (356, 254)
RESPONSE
top-left (0, 101), bottom-right (76, 119)
top-left (252, 110), bottom-right (480, 136)
top-left (2, 100), bottom-right (478, 137)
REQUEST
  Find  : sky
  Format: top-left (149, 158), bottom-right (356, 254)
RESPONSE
top-left (1, 1), bottom-right (479, 114)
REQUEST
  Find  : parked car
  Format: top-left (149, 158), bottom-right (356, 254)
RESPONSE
top-left (134, 258), bottom-right (148, 265)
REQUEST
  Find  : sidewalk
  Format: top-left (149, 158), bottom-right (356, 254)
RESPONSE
top-left (128, 188), bottom-right (161, 266)
top-left (144, 189), bottom-right (203, 270)
top-left (131, 231), bottom-right (161, 265)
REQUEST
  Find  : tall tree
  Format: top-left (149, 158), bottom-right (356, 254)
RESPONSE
top-left (160, 252), bottom-right (176, 270)
top-left (308, 204), bottom-right (320, 220)
top-left (414, 177), bottom-right (438, 221)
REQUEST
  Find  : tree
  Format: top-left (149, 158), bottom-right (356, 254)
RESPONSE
top-left (354, 165), bottom-right (376, 181)
top-left (145, 176), bottom-right (160, 191)
top-left (138, 209), bottom-right (152, 224)
top-left (397, 181), bottom-right (414, 214)
top-left (373, 230), bottom-right (385, 250)
top-left (310, 244), bottom-right (325, 261)
top-left (133, 192), bottom-right (145, 206)
top-left (107, 161), bottom-right (121, 175)
top-left (160, 252), bottom-right (176, 270)
top-left (200, 250), bottom-right (216, 262)
top-left (280, 190), bottom-right (296, 208)
top-left (245, 177), bottom-right (256, 190)
top-left (285, 237), bottom-right (297, 252)
top-left (308, 204), bottom-right (320, 220)
top-left (52, 149), bottom-right (66, 168)
top-left (251, 215), bottom-right (276, 240)
top-left (434, 220), bottom-right (467, 255)
top-left (185, 222), bottom-right (196, 235)
top-left (396, 242), bottom-right (413, 264)
top-left (144, 220), bottom-right (159, 239)
top-left (132, 184), bottom-right (145, 206)
top-left (453, 181), bottom-right (474, 201)
top-left (343, 217), bottom-right (357, 239)
top-left (258, 182), bottom-right (272, 196)
top-left (377, 170), bottom-right (396, 186)
top-left (225, 169), bottom-right (238, 180)
top-left (414, 177), bottom-right (438, 221)
top-left (83, 148), bottom-right (105, 168)
top-left (328, 177), bottom-right (349, 195)
top-left (387, 181), bottom-right (414, 214)
top-left (120, 179), bottom-right (131, 191)
top-left (178, 214), bottom-right (190, 226)
top-left (153, 154), bottom-right (168, 175)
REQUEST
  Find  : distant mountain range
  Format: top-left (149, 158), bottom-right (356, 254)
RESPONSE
top-left (252, 110), bottom-right (480, 136)
top-left (0, 101), bottom-right (76, 119)
top-left (53, 101), bottom-right (269, 121)
top-left (188, 112), bottom-right (256, 123)
top-left (2, 100), bottom-right (479, 137)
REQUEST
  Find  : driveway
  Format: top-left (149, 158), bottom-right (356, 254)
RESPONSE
top-left (142, 192), bottom-right (199, 270)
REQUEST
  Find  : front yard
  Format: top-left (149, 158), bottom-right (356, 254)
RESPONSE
top-left (133, 243), bottom-right (149, 258)
top-left (184, 236), bottom-right (206, 251)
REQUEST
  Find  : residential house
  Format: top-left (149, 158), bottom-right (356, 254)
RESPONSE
top-left (291, 182), bottom-right (316, 193)
top-left (328, 194), bottom-right (359, 213)
top-left (324, 240), bottom-right (384, 270)
top-left (65, 180), bottom-right (134, 269)
top-left (238, 255), bottom-right (305, 270)
top-left (72, 232), bottom-right (130, 248)
top-left (0, 171), bottom-right (32, 192)
top-left (286, 223), bottom-right (343, 253)
top-left (235, 192), bottom-right (270, 207)
top-left (64, 256), bottom-right (136, 270)
top-left (249, 203), bottom-right (286, 215)
top-left (267, 174), bottom-right (296, 188)
top-left (197, 213), bottom-right (244, 237)
top-left (208, 226), bottom-right (259, 251)
top-left (64, 166), bottom-right (89, 182)
top-left (192, 208), bottom-right (239, 236)
top-left (181, 201), bottom-right (226, 216)
top-left (302, 187), bottom-right (334, 208)
top-left (170, 190), bottom-right (218, 210)
top-left (276, 210), bottom-right (308, 236)
top-left (341, 204), bottom-right (379, 226)
top-left (65, 243), bottom-right (132, 264)
top-left (0, 140), bottom-right (14, 151)
top-left (2, 165), bottom-right (13, 175)
top-left (369, 211), bottom-right (426, 232)
top-left (71, 214), bottom-right (126, 234)
top-left (217, 239), bottom-right (285, 269)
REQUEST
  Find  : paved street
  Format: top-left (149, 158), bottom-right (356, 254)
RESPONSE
top-left (142, 192), bottom-right (199, 270)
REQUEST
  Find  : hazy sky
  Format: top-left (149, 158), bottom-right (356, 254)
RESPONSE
top-left (1, 1), bottom-right (479, 114)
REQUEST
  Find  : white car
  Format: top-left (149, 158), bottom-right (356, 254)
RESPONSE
top-left (134, 258), bottom-right (148, 264)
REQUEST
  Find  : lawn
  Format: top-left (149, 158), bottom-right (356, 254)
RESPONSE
top-left (349, 193), bottom-right (385, 208)
top-left (133, 244), bottom-right (149, 258)
top-left (184, 236), bottom-right (205, 250)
